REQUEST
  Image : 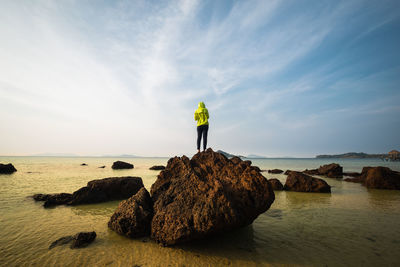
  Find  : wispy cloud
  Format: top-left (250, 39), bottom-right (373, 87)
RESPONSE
top-left (0, 0), bottom-right (399, 156)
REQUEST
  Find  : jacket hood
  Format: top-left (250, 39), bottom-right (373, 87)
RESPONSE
top-left (198, 102), bottom-right (205, 108)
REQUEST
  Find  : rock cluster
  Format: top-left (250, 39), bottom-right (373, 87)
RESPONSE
top-left (112, 161), bottom-right (134, 169)
top-left (33, 177), bottom-right (143, 207)
top-left (344, 166), bottom-right (400, 190)
top-left (303, 163), bottom-right (343, 178)
top-left (109, 149), bottom-right (275, 246)
top-left (284, 171), bottom-right (331, 193)
top-left (0, 163), bottom-right (17, 174)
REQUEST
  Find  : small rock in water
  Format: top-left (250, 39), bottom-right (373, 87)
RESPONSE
top-left (268, 169), bottom-right (283, 174)
top-left (32, 176), bottom-right (144, 207)
top-left (81, 163), bottom-right (88, 166)
top-left (268, 179), bottom-right (284, 191)
top-left (70, 231), bottom-right (97, 248)
top-left (99, 166), bottom-right (106, 168)
top-left (149, 165), bottom-right (165, 170)
top-left (303, 163), bottom-right (343, 178)
top-left (112, 161), bottom-right (134, 169)
top-left (0, 163), bottom-right (17, 174)
top-left (284, 171), bottom-right (331, 193)
top-left (49, 231), bottom-right (96, 249)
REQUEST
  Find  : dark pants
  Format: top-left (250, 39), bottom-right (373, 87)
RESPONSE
top-left (197, 124), bottom-right (209, 151)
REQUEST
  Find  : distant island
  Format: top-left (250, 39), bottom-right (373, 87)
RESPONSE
top-left (216, 150), bottom-right (267, 159)
top-left (316, 150), bottom-right (400, 161)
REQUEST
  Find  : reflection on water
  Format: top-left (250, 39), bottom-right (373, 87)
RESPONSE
top-left (0, 156), bottom-right (400, 266)
top-left (284, 191), bottom-right (332, 208)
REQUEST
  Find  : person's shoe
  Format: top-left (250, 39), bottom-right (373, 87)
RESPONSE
top-left (197, 149), bottom-right (200, 153)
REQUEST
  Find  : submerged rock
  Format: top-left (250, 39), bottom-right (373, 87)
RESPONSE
top-left (268, 169), bottom-right (284, 174)
top-left (344, 166), bottom-right (400, 190)
top-left (80, 163), bottom-right (87, 166)
top-left (284, 171), bottom-right (331, 193)
top-left (149, 165), bottom-right (165, 170)
top-left (71, 231), bottom-right (97, 248)
top-left (268, 179), bottom-right (284, 191)
top-left (33, 176), bottom-right (144, 207)
top-left (33, 193), bottom-right (73, 208)
top-left (49, 231), bottom-right (96, 249)
top-left (108, 187), bottom-right (153, 238)
top-left (0, 163), bottom-right (17, 174)
top-left (303, 163), bottom-right (343, 178)
top-left (112, 161), bottom-right (134, 169)
top-left (99, 166), bottom-right (106, 168)
top-left (150, 148), bottom-right (274, 246)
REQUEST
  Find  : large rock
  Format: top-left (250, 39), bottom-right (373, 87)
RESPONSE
top-left (363, 167), bottom-right (400, 189)
top-left (33, 177), bottom-right (144, 207)
top-left (345, 166), bottom-right (400, 190)
top-left (284, 171), bottom-right (331, 193)
top-left (150, 149), bottom-right (274, 246)
top-left (108, 187), bottom-right (153, 238)
top-left (268, 179), bottom-right (284, 191)
top-left (112, 161), bottom-right (134, 169)
top-left (303, 163), bottom-right (343, 178)
top-left (0, 163), bottom-right (17, 174)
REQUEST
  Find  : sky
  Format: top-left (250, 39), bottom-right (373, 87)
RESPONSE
top-left (0, 0), bottom-right (400, 157)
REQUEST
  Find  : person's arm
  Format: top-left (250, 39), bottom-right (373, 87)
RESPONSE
top-left (206, 109), bottom-right (209, 119)
top-left (194, 111), bottom-right (199, 121)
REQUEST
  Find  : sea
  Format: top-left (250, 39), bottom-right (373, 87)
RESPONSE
top-left (0, 156), bottom-right (399, 267)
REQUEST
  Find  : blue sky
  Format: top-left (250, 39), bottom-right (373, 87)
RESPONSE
top-left (0, 0), bottom-right (399, 157)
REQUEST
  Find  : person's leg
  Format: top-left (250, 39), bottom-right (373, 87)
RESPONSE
top-left (197, 126), bottom-right (203, 152)
top-left (203, 125), bottom-right (209, 151)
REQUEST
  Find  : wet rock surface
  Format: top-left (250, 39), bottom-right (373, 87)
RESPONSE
top-left (108, 187), bottom-right (153, 238)
top-left (33, 177), bottom-right (144, 207)
top-left (49, 231), bottom-right (96, 249)
top-left (268, 179), bottom-right (284, 191)
top-left (284, 171), bottom-right (331, 193)
top-left (149, 165), bottom-right (165, 170)
top-left (0, 163), bottom-right (17, 174)
top-left (112, 161), bottom-right (134, 169)
top-left (150, 149), bottom-right (275, 246)
top-left (303, 163), bottom-right (343, 178)
top-left (344, 166), bottom-right (400, 190)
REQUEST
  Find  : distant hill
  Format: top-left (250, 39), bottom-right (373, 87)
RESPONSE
top-left (216, 150), bottom-right (244, 158)
top-left (316, 152), bottom-right (384, 159)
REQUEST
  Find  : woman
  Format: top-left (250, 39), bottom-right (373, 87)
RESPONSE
top-left (194, 101), bottom-right (209, 153)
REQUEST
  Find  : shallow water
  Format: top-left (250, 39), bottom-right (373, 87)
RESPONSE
top-left (0, 156), bottom-right (400, 266)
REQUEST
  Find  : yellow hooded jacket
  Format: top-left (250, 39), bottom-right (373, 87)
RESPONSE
top-left (194, 102), bottom-right (209, 126)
